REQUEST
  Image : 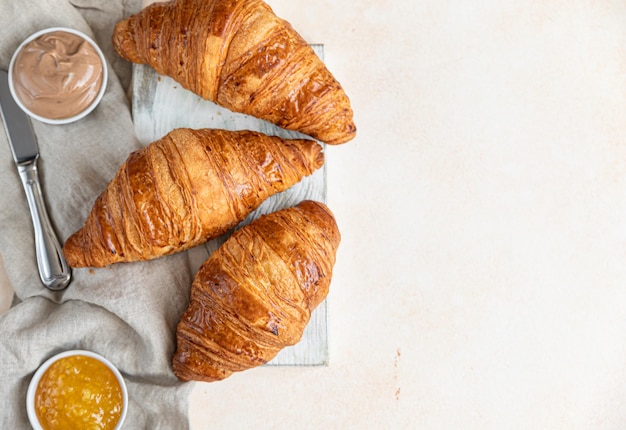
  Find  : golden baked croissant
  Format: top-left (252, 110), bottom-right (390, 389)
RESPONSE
top-left (172, 200), bottom-right (340, 382)
top-left (112, 0), bottom-right (356, 145)
top-left (62, 129), bottom-right (324, 268)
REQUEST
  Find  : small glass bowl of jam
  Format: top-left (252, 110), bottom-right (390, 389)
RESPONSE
top-left (8, 27), bottom-right (107, 125)
top-left (26, 350), bottom-right (128, 430)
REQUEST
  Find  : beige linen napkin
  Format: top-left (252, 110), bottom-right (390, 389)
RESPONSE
top-left (0, 0), bottom-right (194, 428)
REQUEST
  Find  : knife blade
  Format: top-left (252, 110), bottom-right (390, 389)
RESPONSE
top-left (0, 73), bottom-right (38, 164)
top-left (0, 69), bottom-right (71, 290)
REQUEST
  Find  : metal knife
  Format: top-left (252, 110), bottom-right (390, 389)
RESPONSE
top-left (0, 69), bottom-right (71, 291)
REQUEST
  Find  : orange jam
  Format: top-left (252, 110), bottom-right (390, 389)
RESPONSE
top-left (35, 355), bottom-right (123, 430)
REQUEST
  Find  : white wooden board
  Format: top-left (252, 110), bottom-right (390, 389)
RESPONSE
top-left (131, 45), bottom-right (328, 366)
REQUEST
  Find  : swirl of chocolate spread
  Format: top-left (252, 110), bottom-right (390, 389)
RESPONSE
top-left (12, 30), bottom-right (104, 120)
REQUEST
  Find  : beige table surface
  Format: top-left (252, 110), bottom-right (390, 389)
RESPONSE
top-left (188, 1), bottom-right (626, 428)
top-left (6, 1), bottom-right (626, 428)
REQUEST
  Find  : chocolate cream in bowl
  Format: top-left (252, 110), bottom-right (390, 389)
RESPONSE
top-left (12, 30), bottom-right (104, 120)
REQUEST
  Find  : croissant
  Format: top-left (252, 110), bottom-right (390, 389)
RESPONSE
top-left (112, 0), bottom-right (356, 145)
top-left (62, 129), bottom-right (324, 268)
top-left (172, 200), bottom-right (340, 382)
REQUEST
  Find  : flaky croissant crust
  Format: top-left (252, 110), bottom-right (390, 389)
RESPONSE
top-left (113, 0), bottom-right (356, 145)
top-left (62, 129), bottom-right (324, 268)
top-left (173, 200), bottom-right (340, 382)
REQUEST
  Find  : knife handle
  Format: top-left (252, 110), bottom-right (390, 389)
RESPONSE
top-left (18, 160), bottom-right (71, 291)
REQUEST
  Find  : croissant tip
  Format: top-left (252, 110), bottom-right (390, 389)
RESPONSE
top-left (307, 139), bottom-right (325, 169)
top-left (62, 233), bottom-right (85, 268)
top-left (172, 346), bottom-right (232, 383)
top-left (295, 200), bottom-right (340, 246)
top-left (112, 17), bottom-right (138, 62)
top-left (325, 121), bottom-right (357, 145)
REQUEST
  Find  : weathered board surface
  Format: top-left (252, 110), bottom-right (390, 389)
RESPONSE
top-left (131, 45), bottom-right (328, 366)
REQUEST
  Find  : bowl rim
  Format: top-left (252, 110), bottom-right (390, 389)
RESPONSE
top-left (8, 26), bottom-right (108, 125)
top-left (26, 349), bottom-right (128, 430)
